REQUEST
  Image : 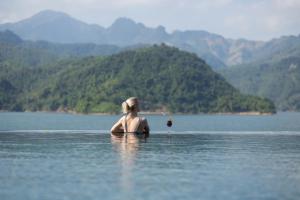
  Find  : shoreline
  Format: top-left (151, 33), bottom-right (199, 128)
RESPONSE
top-left (0, 110), bottom-right (276, 116)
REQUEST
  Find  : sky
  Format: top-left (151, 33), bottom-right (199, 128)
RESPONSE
top-left (0, 0), bottom-right (300, 41)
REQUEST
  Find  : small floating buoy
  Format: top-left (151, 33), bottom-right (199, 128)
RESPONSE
top-left (167, 119), bottom-right (172, 127)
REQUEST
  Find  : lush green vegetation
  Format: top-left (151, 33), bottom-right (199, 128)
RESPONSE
top-left (0, 33), bottom-right (275, 113)
top-left (220, 56), bottom-right (300, 111)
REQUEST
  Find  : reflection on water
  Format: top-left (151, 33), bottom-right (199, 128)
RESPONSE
top-left (111, 134), bottom-right (146, 197)
top-left (1, 132), bottom-right (300, 200)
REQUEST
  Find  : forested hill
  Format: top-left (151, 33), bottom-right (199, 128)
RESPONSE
top-left (220, 56), bottom-right (300, 111)
top-left (0, 44), bottom-right (275, 113)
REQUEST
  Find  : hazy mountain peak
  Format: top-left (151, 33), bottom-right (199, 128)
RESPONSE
top-left (114, 17), bottom-right (135, 23)
top-left (25, 10), bottom-right (74, 25)
top-left (110, 17), bottom-right (143, 29)
top-left (0, 10), bottom-right (107, 43)
top-left (33, 10), bottom-right (70, 19)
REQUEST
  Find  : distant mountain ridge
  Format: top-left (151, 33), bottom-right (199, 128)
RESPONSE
top-left (0, 10), bottom-right (105, 44)
top-left (1, 10), bottom-right (300, 69)
top-left (1, 10), bottom-right (297, 69)
top-left (0, 10), bottom-right (167, 46)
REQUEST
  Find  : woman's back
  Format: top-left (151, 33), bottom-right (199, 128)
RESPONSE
top-left (110, 97), bottom-right (150, 138)
top-left (122, 115), bottom-right (148, 133)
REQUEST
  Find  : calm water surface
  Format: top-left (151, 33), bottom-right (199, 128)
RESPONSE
top-left (0, 112), bottom-right (300, 200)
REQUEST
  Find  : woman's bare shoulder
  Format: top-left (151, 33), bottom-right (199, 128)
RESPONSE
top-left (118, 115), bottom-right (126, 122)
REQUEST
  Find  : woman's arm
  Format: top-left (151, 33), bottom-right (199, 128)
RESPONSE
top-left (110, 117), bottom-right (124, 135)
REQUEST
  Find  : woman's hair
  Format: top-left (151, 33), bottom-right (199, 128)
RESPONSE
top-left (122, 97), bottom-right (139, 113)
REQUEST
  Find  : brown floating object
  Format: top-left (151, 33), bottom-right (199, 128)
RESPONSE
top-left (167, 120), bottom-right (172, 127)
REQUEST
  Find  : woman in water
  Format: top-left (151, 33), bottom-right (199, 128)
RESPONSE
top-left (111, 97), bottom-right (150, 138)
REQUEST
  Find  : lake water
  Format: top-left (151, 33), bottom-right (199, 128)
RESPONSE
top-left (1, 112), bottom-right (300, 200)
